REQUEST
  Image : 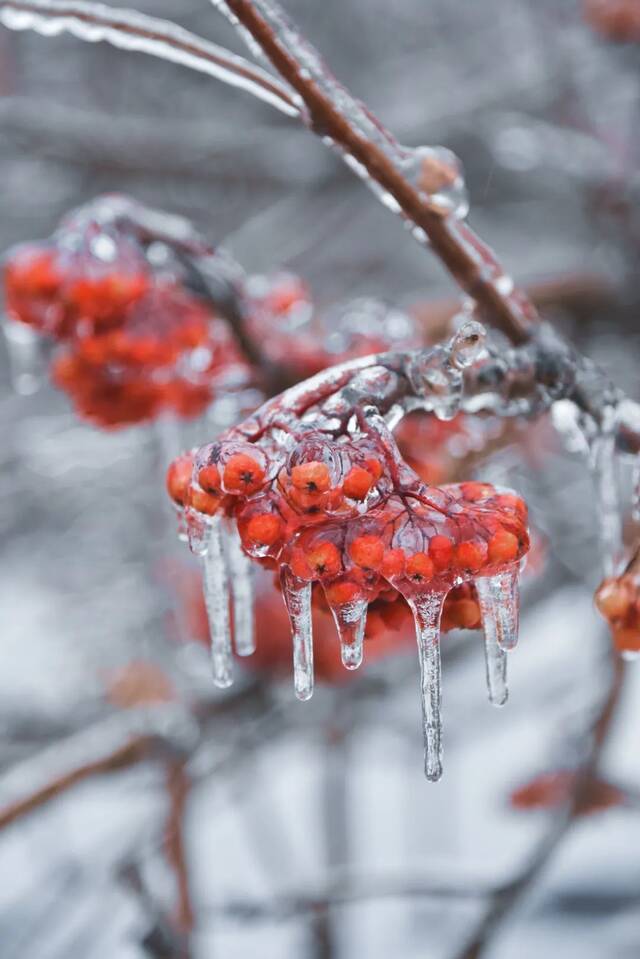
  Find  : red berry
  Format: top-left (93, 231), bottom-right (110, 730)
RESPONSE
top-left (349, 534), bottom-right (384, 570)
top-left (382, 548), bottom-right (405, 579)
top-left (406, 552), bottom-right (435, 582)
top-left (166, 455), bottom-right (193, 506)
top-left (487, 528), bottom-right (520, 565)
top-left (324, 579), bottom-right (361, 605)
top-left (223, 453), bottom-right (265, 494)
top-left (188, 487), bottom-right (221, 516)
top-left (246, 514), bottom-right (282, 547)
top-left (291, 461), bottom-right (331, 493)
top-left (429, 535), bottom-right (453, 569)
top-left (304, 541), bottom-right (342, 579)
top-left (454, 540), bottom-right (488, 572)
top-left (198, 464), bottom-right (221, 494)
top-left (343, 466), bottom-right (374, 500)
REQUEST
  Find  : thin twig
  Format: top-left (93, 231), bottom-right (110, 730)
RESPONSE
top-left (0, 734), bottom-right (153, 829)
top-left (0, 0), bottom-right (299, 116)
top-left (455, 651), bottom-right (626, 959)
top-left (164, 760), bottom-right (194, 955)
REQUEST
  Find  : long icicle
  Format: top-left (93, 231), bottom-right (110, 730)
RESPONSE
top-left (202, 515), bottom-right (233, 688)
top-left (475, 577), bottom-right (508, 707)
top-left (280, 567), bottom-right (314, 701)
top-left (409, 590), bottom-right (448, 782)
top-left (224, 521), bottom-right (256, 656)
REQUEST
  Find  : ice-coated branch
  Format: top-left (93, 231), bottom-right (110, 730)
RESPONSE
top-left (213, 0), bottom-right (539, 345)
top-left (0, 0), bottom-right (300, 117)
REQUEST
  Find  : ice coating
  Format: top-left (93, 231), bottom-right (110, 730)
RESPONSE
top-left (168, 331), bottom-right (530, 779)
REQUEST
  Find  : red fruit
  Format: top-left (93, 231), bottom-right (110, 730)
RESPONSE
top-left (429, 535), bottom-right (453, 569)
top-left (488, 528), bottom-right (520, 565)
top-left (188, 487), bottom-right (221, 516)
top-left (246, 514), bottom-right (282, 547)
top-left (324, 579), bottom-right (361, 605)
top-left (343, 466), bottom-right (374, 500)
top-left (382, 548), bottom-right (405, 579)
top-left (303, 541), bottom-right (342, 580)
top-left (166, 455), bottom-right (193, 506)
top-left (223, 453), bottom-right (265, 494)
top-left (290, 461), bottom-right (331, 493)
top-left (364, 458), bottom-right (384, 481)
top-left (405, 552), bottom-right (435, 582)
top-left (454, 540), bottom-right (488, 572)
top-left (595, 579), bottom-right (629, 620)
top-left (198, 464), bottom-right (221, 494)
top-left (349, 535), bottom-right (384, 570)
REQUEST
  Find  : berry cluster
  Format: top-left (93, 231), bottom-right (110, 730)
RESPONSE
top-left (169, 431), bottom-right (527, 612)
top-left (3, 199), bottom-right (244, 427)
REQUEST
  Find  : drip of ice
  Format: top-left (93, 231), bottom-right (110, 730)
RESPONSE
top-left (202, 516), bottom-right (233, 688)
top-left (2, 318), bottom-right (45, 395)
top-left (449, 320), bottom-right (487, 369)
top-left (0, 0), bottom-right (300, 118)
top-left (224, 521), bottom-right (256, 656)
top-left (476, 569), bottom-right (520, 652)
top-left (409, 591), bottom-right (447, 782)
top-left (588, 419), bottom-right (622, 576)
top-left (475, 577), bottom-right (509, 706)
top-left (327, 596), bottom-right (368, 670)
top-left (281, 568), bottom-right (314, 701)
top-left (185, 508), bottom-right (212, 556)
top-left (399, 145), bottom-right (469, 220)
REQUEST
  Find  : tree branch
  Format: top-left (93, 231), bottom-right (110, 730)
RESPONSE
top-left (455, 651), bottom-right (627, 959)
top-left (216, 0), bottom-right (539, 345)
top-left (0, 0), bottom-right (299, 116)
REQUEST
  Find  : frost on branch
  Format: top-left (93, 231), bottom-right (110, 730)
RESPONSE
top-left (167, 326), bottom-right (530, 780)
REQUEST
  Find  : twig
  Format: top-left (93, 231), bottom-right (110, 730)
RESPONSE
top-left (455, 650), bottom-right (626, 959)
top-left (164, 760), bottom-right (194, 956)
top-left (216, 0), bottom-right (539, 345)
top-left (0, 733), bottom-right (152, 829)
top-left (0, 0), bottom-right (299, 116)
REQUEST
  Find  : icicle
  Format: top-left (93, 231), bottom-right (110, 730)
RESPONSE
top-left (281, 568), bottom-right (314, 701)
top-left (409, 590), bottom-right (447, 782)
top-left (185, 507), bottom-right (212, 556)
top-left (202, 515), bottom-right (233, 688)
top-left (475, 577), bottom-right (508, 706)
top-left (2, 318), bottom-right (44, 395)
top-left (224, 522), bottom-right (256, 656)
top-left (588, 423), bottom-right (622, 576)
top-left (475, 569), bottom-right (520, 652)
top-left (325, 595), bottom-right (368, 670)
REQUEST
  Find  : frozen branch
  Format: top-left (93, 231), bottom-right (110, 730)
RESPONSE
top-left (213, 0), bottom-right (539, 345)
top-left (0, 0), bottom-right (299, 117)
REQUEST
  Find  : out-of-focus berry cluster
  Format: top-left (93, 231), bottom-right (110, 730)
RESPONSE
top-left (3, 205), bottom-right (245, 427)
